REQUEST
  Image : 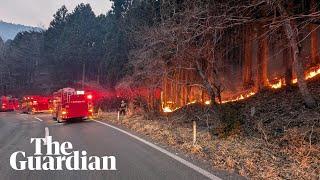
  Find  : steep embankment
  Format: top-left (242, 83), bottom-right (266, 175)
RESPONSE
top-left (98, 77), bottom-right (320, 179)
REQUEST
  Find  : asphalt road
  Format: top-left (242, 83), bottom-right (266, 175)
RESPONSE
top-left (0, 112), bottom-right (242, 180)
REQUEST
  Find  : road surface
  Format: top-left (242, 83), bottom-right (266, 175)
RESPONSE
top-left (0, 112), bottom-right (242, 180)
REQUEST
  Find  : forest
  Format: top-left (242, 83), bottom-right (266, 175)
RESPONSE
top-left (0, 0), bottom-right (319, 112)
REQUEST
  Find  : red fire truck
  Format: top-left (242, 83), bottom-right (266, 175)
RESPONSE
top-left (52, 88), bottom-right (93, 123)
top-left (0, 96), bottom-right (19, 112)
top-left (21, 96), bottom-right (50, 114)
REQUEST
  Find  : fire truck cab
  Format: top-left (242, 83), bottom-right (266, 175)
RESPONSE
top-left (21, 96), bottom-right (50, 114)
top-left (52, 88), bottom-right (93, 123)
top-left (0, 96), bottom-right (19, 112)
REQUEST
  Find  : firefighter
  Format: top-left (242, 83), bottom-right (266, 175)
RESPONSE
top-left (119, 100), bottom-right (127, 116)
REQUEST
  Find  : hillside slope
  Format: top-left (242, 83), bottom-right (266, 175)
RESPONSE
top-left (98, 76), bottom-right (320, 179)
top-left (0, 21), bottom-right (42, 41)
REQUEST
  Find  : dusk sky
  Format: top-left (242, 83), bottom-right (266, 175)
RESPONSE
top-left (0, 0), bottom-right (112, 28)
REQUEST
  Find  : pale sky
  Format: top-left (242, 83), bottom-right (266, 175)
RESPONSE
top-left (0, 0), bottom-right (113, 28)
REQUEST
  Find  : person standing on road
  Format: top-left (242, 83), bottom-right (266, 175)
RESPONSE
top-left (119, 100), bottom-right (127, 116)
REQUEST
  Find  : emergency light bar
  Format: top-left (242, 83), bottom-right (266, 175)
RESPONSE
top-left (76, 91), bottom-right (85, 95)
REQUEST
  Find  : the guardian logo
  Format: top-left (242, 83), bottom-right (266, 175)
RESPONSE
top-left (10, 136), bottom-right (117, 170)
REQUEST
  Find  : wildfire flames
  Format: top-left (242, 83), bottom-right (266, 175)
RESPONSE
top-left (304, 66), bottom-right (320, 80)
top-left (268, 79), bottom-right (284, 89)
top-left (205, 100), bottom-right (211, 105)
top-left (163, 106), bottom-right (175, 113)
top-left (220, 91), bottom-right (256, 104)
top-left (162, 65), bottom-right (320, 112)
top-left (162, 91), bottom-right (256, 112)
top-left (268, 65), bottom-right (320, 89)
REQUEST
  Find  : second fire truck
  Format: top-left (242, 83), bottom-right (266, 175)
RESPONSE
top-left (21, 96), bottom-right (50, 114)
top-left (52, 88), bottom-right (93, 123)
top-left (0, 96), bottom-right (19, 112)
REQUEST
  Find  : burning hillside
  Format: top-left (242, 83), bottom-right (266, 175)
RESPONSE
top-left (99, 74), bottom-right (320, 180)
top-left (162, 65), bottom-right (320, 113)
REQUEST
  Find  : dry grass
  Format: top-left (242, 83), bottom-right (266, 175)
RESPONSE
top-left (96, 77), bottom-right (320, 179)
top-left (98, 113), bottom-right (319, 179)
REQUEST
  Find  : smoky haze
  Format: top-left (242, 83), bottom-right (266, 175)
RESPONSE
top-left (0, 0), bottom-right (112, 28)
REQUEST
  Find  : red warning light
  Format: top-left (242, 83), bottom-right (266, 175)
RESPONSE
top-left (87, 94), bottom-right (93, 100)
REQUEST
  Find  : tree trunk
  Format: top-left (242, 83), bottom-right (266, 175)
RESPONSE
top-left (257, 26), bottom-right (269, 89)
top-left (195, 60), bottom-right (216, 105)
top-left (180, 69), bottom-right (185, 105)
top-left (310, 0), bottom-right (319, 65)
top-left (310, 25), bottom-right (319, 65)
top-left (243, 26), bottom-right (253, 89)
top-left (277, 3), bottom-right (317, 108)
top-left (283, 45), bottom-right (293, 85)
top-left (162, 74), bottom-right (168, 107)
top-left (175, 68), bottom-right (180, 107)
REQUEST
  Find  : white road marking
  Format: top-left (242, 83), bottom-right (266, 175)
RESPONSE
top-left (51, 123), bottom-right (63, 126)
top-left (44, 127), bottom-right (49, 145)
top-left (34, 117), bottom-right (43, 122)
top-left (94, 120), bottom-right (221, 180)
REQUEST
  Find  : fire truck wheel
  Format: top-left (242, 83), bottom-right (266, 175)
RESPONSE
top-left (57, 117), bottom-right (62, 123)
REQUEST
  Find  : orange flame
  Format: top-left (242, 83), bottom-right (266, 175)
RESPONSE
top-left (187, 100), bottom-right (197, 105)
top-left (221, 91), bottom-right (256, 104)
top-left (268, 79), bottom-right (284, 89)
top-left (163, 106), bottom-right (174, 113)
top-left (305, 66), bottom-right (320, 80)
top-left (162, 65), bottom-right (320, 112)
top-left (162, 91), bottom-right (256, 112)
top-left (292, 78), bottom-right (298, 84)
top-left (268, 66), bottom-right (320, 89)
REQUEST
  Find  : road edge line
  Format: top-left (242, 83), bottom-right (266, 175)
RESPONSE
top-left (93, 120), bottom-right (221, 180)
top-left (34, 117), bottom-right (43, 122)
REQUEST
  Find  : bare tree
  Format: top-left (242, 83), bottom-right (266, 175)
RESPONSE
top-left (125, 0), bottom-right (319, 111)
top-left (275, 1), bottom-right (317, 108)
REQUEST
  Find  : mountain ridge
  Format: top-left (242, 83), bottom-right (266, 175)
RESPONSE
top-left (0, 20), bottom-right (42, 41)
